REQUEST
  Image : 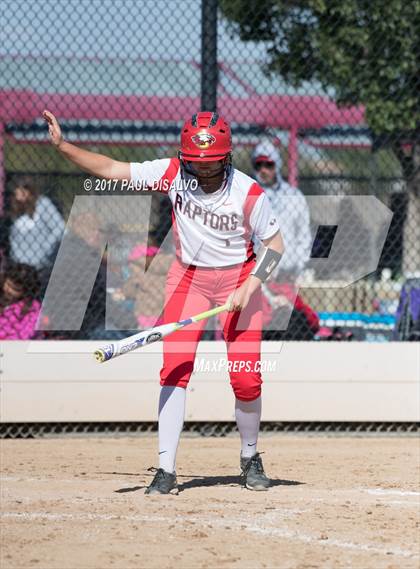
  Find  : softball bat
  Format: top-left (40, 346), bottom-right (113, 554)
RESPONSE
top-left (94, 302), bottom-right (229, 363)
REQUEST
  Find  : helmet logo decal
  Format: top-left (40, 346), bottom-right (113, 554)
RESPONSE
top-left (191, 132), bottom-right (216, 149)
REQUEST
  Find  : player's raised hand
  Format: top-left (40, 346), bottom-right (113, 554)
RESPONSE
top-left (43, 110), bottom-right (64, 147)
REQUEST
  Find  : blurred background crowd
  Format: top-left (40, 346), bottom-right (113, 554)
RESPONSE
top-left (0, 0), bottom-right (419, 342)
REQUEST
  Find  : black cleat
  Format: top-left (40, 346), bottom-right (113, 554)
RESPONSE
top-left (145, 468), bottom-right (178, 495)
top-left (240, 452), bottom-right (271, 491)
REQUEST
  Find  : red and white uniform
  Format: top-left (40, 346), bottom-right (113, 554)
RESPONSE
top-left (130, 157), bottom-right (280, 402)
top-left (130, 158), bottom-right (280, 266)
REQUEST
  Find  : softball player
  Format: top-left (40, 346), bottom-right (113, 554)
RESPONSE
top-left (43, 110), bottom-right (284, 495)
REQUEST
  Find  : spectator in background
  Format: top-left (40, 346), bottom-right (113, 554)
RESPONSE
top-left (251, 140), bottom-right (318, 339)
top-left (9, 176), bottom-right (65, 270)
top-left (114, 235), bottom-right (172, 329)
top-left (41, 211), bottom-right (131, 339)
top-left (41, 211), bottom-right (107, 338)
top-left (252, 140), bottom-right (311, 280)
top-left (0, 213), bottom-right (9, 264)
top-left (0, 261), bottom-right (42, 339)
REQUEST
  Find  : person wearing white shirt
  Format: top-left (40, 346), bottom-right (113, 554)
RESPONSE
top-left (9, 177), bottom-right (65, 270)
top-left (252, 140), bottom-right (311, 281)
top-left (251, 140), bottom-right (319, 340)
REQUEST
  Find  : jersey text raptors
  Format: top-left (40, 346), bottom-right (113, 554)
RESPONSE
top-left (130, 157), bottom-right (280, 267)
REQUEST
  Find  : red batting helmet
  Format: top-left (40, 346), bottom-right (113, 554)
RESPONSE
top-left (179, 112), bottom-right (232, 162)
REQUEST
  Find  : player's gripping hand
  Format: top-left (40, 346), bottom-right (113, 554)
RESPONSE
top-left (227, 275), bottom-right (263, 312)
top-left (43, 110), bottom-right (64, 148)
top-left (227, 282), bottom-right (251, 312)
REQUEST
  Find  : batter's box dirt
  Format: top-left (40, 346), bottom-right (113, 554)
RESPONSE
top-left (1, 436), bottom-right (419, 569)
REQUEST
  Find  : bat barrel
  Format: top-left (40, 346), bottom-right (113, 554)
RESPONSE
top-left (93, 304), bottom-right (229, 363)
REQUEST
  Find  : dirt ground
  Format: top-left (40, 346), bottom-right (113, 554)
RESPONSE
top-left (0, 435), bottom-right (419, 569)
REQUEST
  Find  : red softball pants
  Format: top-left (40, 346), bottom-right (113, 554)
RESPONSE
top-left (160, 257), bottom-right (263, 401)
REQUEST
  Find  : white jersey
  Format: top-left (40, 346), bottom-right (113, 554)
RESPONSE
top-left (130, 158), bottom-right (280, 267)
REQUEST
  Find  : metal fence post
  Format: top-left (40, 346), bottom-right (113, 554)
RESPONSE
top-left (201, 0), bottom-right (218, 112)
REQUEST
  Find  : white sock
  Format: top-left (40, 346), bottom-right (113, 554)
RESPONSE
top-left (158, 386), bottom-right (186, 473)
top-left (235, 396), bottom-right (262, 458)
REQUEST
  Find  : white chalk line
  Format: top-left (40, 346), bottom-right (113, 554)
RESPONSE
top-left (3, 477), bottom-right (419, 497)
top-left (3, 477), bottom-right (420, 497)
top-left (3, 479), bottom-right (420, 512)
top-left (1, 511), bottom-right (418, 559)
top-left (386, 500), bottom-right (420, 506)
top-left (364, 488), bottom-right (420, 497)
top-left (0, 476), bottom-right (132, 485)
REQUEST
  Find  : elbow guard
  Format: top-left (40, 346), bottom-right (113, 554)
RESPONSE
top-left (250, 247), bottom-right (283, 282)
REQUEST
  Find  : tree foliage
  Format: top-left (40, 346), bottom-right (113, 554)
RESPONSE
top-left (220, 0), bottom-right (420, 180)
top-left (221, 0), bottom-right (420, 273)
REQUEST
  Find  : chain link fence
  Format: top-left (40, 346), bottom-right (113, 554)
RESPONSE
top-left (1, 0), bottom-right (419, 342)
top-left (1, 421), bottom-right (419, 439)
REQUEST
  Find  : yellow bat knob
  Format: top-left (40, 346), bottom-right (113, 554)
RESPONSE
top-left (94, 350), bottom-right (106, 363)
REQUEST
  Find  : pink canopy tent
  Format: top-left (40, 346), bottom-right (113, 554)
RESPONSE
top-left (0, 87), bottom-right (365, 212)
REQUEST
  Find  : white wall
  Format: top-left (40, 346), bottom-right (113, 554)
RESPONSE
top-left (1, 341), bottom-right (419, 422)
